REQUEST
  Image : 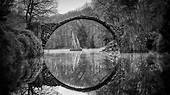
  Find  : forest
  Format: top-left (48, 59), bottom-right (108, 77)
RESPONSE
top-left (44, 0), bottom-right (169, 53)
top-left (2, 0), bottom-right (170, 53)
top-left (0, 0), bottom-right (170, 95)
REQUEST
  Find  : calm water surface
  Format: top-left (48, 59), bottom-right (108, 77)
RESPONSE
top-left (42, 50), bottom-right (164, 95)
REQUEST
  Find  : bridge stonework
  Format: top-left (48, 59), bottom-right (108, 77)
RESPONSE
top-left (40, 23), bottom-right (57, 48)
top-left (30, 15), bottom-right (120, 92)
top-left (39, 15), bottom-right (118, 48)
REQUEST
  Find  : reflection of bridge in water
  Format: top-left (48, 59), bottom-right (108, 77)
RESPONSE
top-left (30, 52), bottom-right (166, 95)
top-left (30, 15), bottom-right (121, 92)
top-left (31, 59), bottom-right (119, 92)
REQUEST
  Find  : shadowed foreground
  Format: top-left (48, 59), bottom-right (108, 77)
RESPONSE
top-left (0, 27), bottom-right (43, 95)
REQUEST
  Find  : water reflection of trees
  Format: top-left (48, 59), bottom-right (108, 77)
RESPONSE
top-left (95, 53), bottom-right (164, 95)
top-left (45, 52), bottom-right (116, 88)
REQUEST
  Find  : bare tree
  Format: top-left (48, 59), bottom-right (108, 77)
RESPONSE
top-left (16, 0), bottom-right (58, 29)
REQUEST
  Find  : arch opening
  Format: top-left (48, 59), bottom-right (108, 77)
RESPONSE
top-left (42, 15), bottom-right (119, 92)
top-left (42, 15), bottom-right (117, 48)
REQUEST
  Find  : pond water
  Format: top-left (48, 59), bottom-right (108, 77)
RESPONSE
top-left (41, 50), bottom-right (165, 95)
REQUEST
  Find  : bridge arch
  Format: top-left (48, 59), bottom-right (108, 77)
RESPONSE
top-left (42, 15), bottom-right (117, 48)
top-left (40, 15), bottom-right (120, 92)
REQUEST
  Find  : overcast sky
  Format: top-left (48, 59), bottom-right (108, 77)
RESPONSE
top-left (57, 0), bottom-right (91, 14)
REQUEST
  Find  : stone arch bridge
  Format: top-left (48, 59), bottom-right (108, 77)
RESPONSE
top-left (29, 15), bottom-right (121, 92)
top-left (32, 15), bottom-right (119, 48)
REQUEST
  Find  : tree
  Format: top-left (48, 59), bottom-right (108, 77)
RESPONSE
top-left (70, 20), bottom-right (88, 48)
top-left (92, 0), bottom-right (167, 52)
top-left (16, 0), bottom-right (58, 29)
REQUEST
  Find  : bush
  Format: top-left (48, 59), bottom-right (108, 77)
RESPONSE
top-left (0, 26), bottom-right (43, 95)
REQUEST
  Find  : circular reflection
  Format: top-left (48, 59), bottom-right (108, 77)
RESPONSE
top-left (45, 51), bottom-right (118, 91)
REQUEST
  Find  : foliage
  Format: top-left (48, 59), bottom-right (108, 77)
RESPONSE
top-left (13, 0), bottom-right (58, 29)
top-left (17, 0), bottom-right (169, 53)
top-left (159, 0), bottom-right (170, 53)
top-left (5, 10), bottom-right (26, 29)
top-left (92, 0), bottom-right (168, 53)
top-left (72, 20), bottom-right (88, 48)
top-left (0, 0), bottom-right (14, 22)
top-left (0, 26), bottom-right (43, 95)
